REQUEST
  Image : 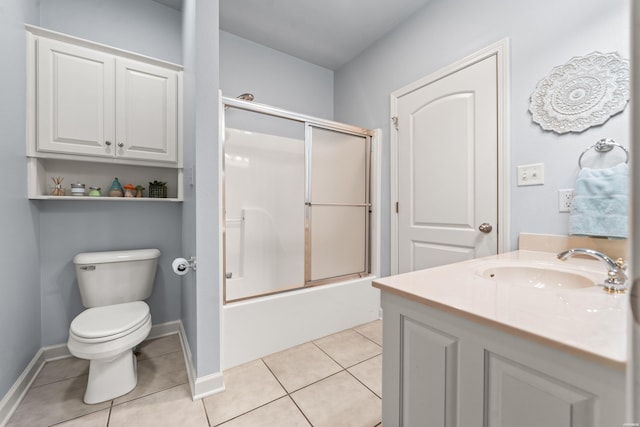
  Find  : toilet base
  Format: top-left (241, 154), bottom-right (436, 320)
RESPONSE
top-left (84, 350), bottom-right (138, 404)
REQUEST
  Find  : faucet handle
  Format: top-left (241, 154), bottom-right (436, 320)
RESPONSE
top-left (615, 258), bottom-right (627, 270)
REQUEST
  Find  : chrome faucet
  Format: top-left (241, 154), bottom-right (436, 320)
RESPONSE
top-left (557, 248), bottom-right (628, 293)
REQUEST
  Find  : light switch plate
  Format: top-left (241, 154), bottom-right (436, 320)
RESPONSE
top-left (517, 163), bottom-right (544, 186)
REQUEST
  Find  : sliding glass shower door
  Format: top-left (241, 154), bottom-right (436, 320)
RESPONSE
top-left (223, 98), bottom-right (372, 303)
top-left (224, 125), bottom-right (306, 302)
top-left (306, 126), bottom-right (370, 285)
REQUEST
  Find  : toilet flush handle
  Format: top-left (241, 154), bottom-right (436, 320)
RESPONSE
top-left (80, 265), bottom-right (96, 271)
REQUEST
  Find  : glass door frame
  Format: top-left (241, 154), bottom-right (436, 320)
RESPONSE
top-left (221, 95), bottom-right (374, 303)
top-left (303, 123), bottom-right (372, 287)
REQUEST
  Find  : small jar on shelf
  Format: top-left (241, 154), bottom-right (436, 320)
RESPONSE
top-left (50, 176), bottom-right (65, 196)
top-left (88, 186), bottom-right (102, 197)
top-left (70, 183), bottom-right (86, 196)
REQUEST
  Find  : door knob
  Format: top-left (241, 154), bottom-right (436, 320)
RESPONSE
top-left (479, 223), bottom-right (493, 233)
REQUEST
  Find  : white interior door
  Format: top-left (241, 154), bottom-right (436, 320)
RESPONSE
top-left (395, 54), bottom-right (499, 273)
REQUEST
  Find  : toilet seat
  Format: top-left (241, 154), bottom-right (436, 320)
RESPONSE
top-left (70, 301), bottom-right (150, 343)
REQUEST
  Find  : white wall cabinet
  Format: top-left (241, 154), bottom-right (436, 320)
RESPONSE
top-left (380, 292), bottom-right (625, 427)
top-left (36, 37), bottom-right (115, 158)
top-left (115, 58), bottom-right (178, 163)
top-left (27, 26), bottom-right (183, 200)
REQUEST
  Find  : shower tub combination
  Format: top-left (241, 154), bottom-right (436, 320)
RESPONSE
top-left (220, 94), bottom-right (381, 369)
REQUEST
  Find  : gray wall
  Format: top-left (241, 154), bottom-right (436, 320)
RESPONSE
top-left (182, 0), bottom-right (221, 377)
top-left (334, 0), bottom-right (629, 276)
top-left (37, 0), bottom-right (184, 346)
top-left (39, 203), bottom-right (183, 345)
top-left (220, 30), bottom-right (334, 120)
top-left (220, 31), bottom-right (333, 141)
top-left (181, 0), bottom-right (198, 370)
top-left (0, 0), bottom-right (42, 399)
top-left (39, 0), bottom-right (182, 64)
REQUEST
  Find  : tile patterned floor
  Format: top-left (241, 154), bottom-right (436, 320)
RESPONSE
top-left (7, 320), bottom-right (382, 427)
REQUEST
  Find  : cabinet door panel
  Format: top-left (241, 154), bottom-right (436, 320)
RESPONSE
top-left (116, 59), bottom-right (178, 163)
top-left (401, 317), bottom-right (459, 427)
top-left (37, 38), bottom-right (115, 157)
top-left (486, 353), bottom-right (595, 427)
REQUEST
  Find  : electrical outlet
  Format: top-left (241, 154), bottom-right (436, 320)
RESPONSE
top-left (517, 163), bottom-right (544, 186)
top-left (558, 189), bottom-right (573, 212)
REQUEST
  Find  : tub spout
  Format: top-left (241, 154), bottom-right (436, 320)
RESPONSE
top-left (557, 248), bottom-right (627, 293)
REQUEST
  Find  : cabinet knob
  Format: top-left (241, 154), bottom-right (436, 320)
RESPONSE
top-left (105, 140), bottom-right (112, 146)
top-left (117, 142), bottom-right (124, 148)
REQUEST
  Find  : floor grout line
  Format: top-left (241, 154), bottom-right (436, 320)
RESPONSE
top-left (29, 373), bottom-right (89, 390)
top-left (352, 323), bottom-right (383, 348)
top-left (201, 397), bottom-right (212, 427)
top-left (106, 400), bottom-right (113, 427)
top-left (344, 365), bottom-right (381, 400)
top-left (285, 394), bottom-right (314, 427)
top-left (260, 358), bottom-right (289, 394)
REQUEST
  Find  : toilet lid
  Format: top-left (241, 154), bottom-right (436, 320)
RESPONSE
top-left (70, 301), bottom-right (150, 340)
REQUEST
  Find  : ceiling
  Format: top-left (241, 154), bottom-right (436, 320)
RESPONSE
top-left (153, 0), bottom-right (432, 70)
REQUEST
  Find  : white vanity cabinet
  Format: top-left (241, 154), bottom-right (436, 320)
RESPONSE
top-left (27, 26), bottom-right (184, 200)
top-left (379, 292), bottom-right (626, 427)
top-left (374, 250), bottom-right (629, 427)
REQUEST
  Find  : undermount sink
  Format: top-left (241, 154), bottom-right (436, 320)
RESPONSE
top-left (478, 265), bottom-right (595, 289)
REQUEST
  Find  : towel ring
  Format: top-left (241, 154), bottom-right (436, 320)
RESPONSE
top-left (578, 138), bottom-right (629, 169)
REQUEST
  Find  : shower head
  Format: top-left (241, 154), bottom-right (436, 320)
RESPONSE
top-left (225, 93), bottom-right (255, 110)
top-left (236, 93), bottom-right (254, 101)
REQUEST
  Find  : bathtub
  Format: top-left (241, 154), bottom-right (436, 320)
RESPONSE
top-left (219, 111), bottom-right (382, 369)
top-left (221, 275), bottom-right (380, 369)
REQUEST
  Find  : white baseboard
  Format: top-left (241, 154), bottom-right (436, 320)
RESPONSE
top-left (0, 320), bottom-right (224, 426)
top-left (147, 320), bottom-right (182, 340)
top-left (0, 349), bottom-right (45, 427)
top-left (177, 322), bottom-right (225, 400)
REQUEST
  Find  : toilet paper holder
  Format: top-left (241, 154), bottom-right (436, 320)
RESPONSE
top-left (172, 256), bottom-right (197, 275)
top-left (181, 257), bottom-right (197, 272)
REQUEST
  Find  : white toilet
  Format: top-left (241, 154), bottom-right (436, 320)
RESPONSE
top-left (67, 248), bottom-right (161, 404)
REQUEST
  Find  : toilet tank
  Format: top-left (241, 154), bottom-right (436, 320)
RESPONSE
top-left (73, 249), bottom-right (161, 308)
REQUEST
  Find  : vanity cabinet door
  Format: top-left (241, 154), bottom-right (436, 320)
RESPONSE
top-left (115, 58), bottom-right (178, 163)
top-left (37, 37), bottom-right (116, 158)
top-left (485, 353), bottom-right (595, 427)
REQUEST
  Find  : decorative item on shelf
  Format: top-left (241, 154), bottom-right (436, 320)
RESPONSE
top-left (70, 183), bottom-right (86, 196)
top-left (88, 186), bottom-right (102, 197)
top-left (529, 51), bottom-right (630, 134)
top-left (148, 180), bottom-right (167, 198)
top-left (108, 177), bottom-right (124, 197)
top-left (135, 185), bottom-right (145, 198)
top-left (50, 176), bottom-right (65, 196)
top-left (123, 183), bottom-right (136, 198)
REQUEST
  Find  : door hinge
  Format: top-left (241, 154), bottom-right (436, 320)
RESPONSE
top-left (395, 201), bottom-right (399, 213)
top-left (392, 116), bottom-right (399, 130)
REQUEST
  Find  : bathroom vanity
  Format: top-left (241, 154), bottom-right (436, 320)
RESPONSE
top-left (373, 250), bottom-right (627, 427)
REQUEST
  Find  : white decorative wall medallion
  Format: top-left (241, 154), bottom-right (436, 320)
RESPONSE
top-left (529, 51), bottom-right (629, 134)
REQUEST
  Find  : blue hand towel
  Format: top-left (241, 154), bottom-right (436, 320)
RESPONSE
top-left (569, 162), bottom-right (628, 238)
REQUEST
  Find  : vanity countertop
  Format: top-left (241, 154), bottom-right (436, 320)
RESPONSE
top-left (373, 250), bottom-right (628, 369)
